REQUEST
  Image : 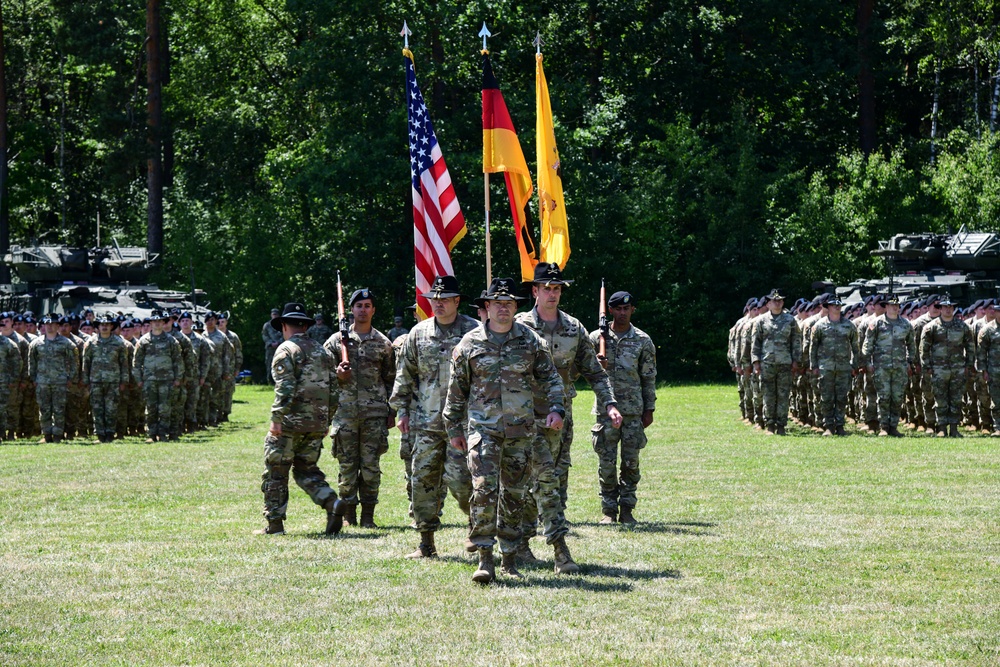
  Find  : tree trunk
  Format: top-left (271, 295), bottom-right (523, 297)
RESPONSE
top-left (0, 3), bottom-right (9, 282)
top-left (991, 53), bottom-right (1000, 133)
top-left (931, 60), bottom-right (940, 165)
top-left (857, 0), bottom-right (876, 157)
top-left (147, 0), bottom-right (164, 260)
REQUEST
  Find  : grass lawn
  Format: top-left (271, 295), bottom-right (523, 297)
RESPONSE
top-left (2, 384), bottom-right (999, 666)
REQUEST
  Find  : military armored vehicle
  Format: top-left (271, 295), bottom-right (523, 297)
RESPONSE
top-left (835, 227), bottom-right (1000, 306)
top-left (0, 243), bottom-right (209, 318)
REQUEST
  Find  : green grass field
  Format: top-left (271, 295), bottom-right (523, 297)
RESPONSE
top-left (2, 384), bottom-right (999, 665)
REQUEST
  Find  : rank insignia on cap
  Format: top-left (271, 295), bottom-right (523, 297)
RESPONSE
top-left (624, 296), bottom-right (629, 303)
top-left (362, 290), bottom-right (369, 298)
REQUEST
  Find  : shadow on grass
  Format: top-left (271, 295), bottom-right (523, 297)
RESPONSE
top-left (571, 521), bottom-right (716, 536)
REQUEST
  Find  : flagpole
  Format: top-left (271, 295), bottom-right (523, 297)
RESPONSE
top-left (480, 22), bottom-right (493, 285)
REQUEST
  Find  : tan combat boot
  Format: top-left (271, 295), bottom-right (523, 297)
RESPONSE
top-left (619, 506), bottom-right (637, 524)
top-left (599, 509), bottom-right (617, 525)
top-left (500, 552), bottom-right (523, 578)
top-left (405, 531), bottom-right (437, 559)
top-left (517, 535), bottom-right (543, 565)
top-left (553, 537), bottom-right (580, 575)
top-left (472, 548), bottom-right (495, 584)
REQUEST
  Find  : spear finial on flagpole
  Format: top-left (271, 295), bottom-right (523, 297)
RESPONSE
top-left (534, 31), bottom-right (543, 56)
top-left (401, 21), bottom-right (412, 50)
top-left (479, 22), bottom-right (492, 53)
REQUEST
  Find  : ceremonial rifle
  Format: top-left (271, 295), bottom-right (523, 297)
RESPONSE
top-left (598, 278), bottom-right (608, 358)
top-left (336, 271), bottom-right (350, 364)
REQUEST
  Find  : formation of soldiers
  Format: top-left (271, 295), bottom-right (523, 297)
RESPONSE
top-left (729, 290), bottom-right (1000, 438)
top-left (0, 308), bottom-right (242, 444)
top-left (259, 264), bottom-right (658, 585)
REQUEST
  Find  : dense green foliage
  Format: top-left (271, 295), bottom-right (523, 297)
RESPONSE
top-left (5, 1), bottom-right (1000, 378)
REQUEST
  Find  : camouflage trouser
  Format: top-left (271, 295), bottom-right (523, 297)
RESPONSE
top-left (6, 384), bottom-right (20, 435)
top-left (760, 363), bottom-right (792, 428)
top-left (0, 389), bottom-right (9, 436)
top-left (223, 378), bottom-right (236, 416)
top-left (128, 382), bottom-right (144, 432)
top-left (905, 374), bottom-right (922, 424)
top-left (170, 382), bottom-right (188, 437)
top-left (592, 415), bottom-right (645, 513)
top-left (874, 366), bottom-right (907, 429)
top-left (207, 377), bottom-right (225, 425)
top-left (521, 424), bottom-right (569, 544)
top-left (410, 430), bottom-right (473, 533)
top-left (185, 383), bottom-right (201, 424)
top-left (399, 428), bottom-right (413, 514)
top-left (921, 370), bottom-right (937, 427)
top-left (261, 431), bottom-right (337, 521)
top-left (143, 381), bottom-right (174, 438)
top-left (930, 367), bottom-right (967, 426)
top-left (818, 369), bottom-right (852, 429)
top-left (265, 348), bottom-right (275, 384)
top-left (65, 383), bottom-right (82, 435)
top-left (863, 371), bottom-right (878, 422)
top-left (89, 382), bottom-right (120, 438)
top-left (21, 382), bottom-right (40, 436)
top-left (979, 374), bottom-right (992, 429)
top-left (745, 371), bottom-right (763, 425)
top-left (36, 383), bottom-right (68, 437)
top-left (737, 373), bottom-right (747, 419)
top-left (467, 430), bottom-right (531, 555)
top-left (986, 375), bottom-right (1000, 431)
top-left (332, 416), bottom-right (388, 505)
top-left (198, 375), bottom-right (216, 425)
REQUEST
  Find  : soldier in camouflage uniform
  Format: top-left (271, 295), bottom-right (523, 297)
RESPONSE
top-left (0, 319), bottom-right (22, 442)
top-left (180, 314), bottom-right (210, 432)
top-left (729, 299), bottom-right (756, 423)
top-left (387, 315), bottom-right (410, 342)
top-left (197, 320), bottom-right (219, 428)
top-left (919, 297), bottom-right (975, 437)
top-left (204, 312), bottom-right (234, 426)
top-left (306, 313), bottom-right (333, 344)
top-left (590, 290), bottom-right (656, 526)
top-left (391, 331), bottom-right (416, 522)
top-left (1, 312), bottom-right (29, 440)
top-left (59, 315), bottom-right (86, 439)
top-left (167, 312), bottom-right (196, 440)
top-left (82, 316), bottom-right (129, 443)
top-left (133, 311), bottom-right (182, 443)
top-left (862, 295), bottom-right (916, 437)
top-left (911, 296), bottom-right (941, 434)
top-left (262, 308), bottom-right (282, 383)
top-left (809, 297), bottom-right (860, 436)
top-left (444, 277), bottom-right (566, 583)
top-left (390, 276), bottom-right (479, 559)
top-left (737, 298), bottom-right (765, 428)
top-left (751, 289), bottom-right (802, 434)
top-left (324, 288), bottom-right (396, 529)
top-left (257, 303), bottom-right (347, 536)
top-left (976, 301), bottom-right (1000, 435)
top-left (29, 316), bottom-right (78, 443)
top-left (218, 312), bottom-right (242, 421)
top-left (13, 314), bottom-right (39, 438)
top-left (516, 263), bottom-right (619, 565)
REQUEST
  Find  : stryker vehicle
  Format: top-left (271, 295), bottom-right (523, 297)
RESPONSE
top-left (0, 243), bottom-right (209, 318)
top-left (835, 227), bottom-right (1000, 306)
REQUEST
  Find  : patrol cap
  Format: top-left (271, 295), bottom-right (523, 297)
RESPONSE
top-left (193, 320), bottom-right (205, 332)
top-left (270, 308), bottom-right (281, 316)
top-left (745, 297), bottom-right (759, 309)
top-left (314, 313), bottom-right (325, 320)
top-left (405, 303), bottom-right (418, 312)
top-left (608, 291), bottom-right (634, 308)
top-left (755, 297), bottom-right (768, 309)
top-left (349, 288), bottom-right (374, 307)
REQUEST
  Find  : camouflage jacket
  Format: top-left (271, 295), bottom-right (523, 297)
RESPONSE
top-left (307, 324), bottom-right (333, 344)
top-left (388, 326), bottom-right (410, 341)
top-left (28, 335), bottom-right (78, 384)
top-left (82, 334), bottom-right (129, 385)
top-left (389, 314), bottom-right (479, 433)
top-left (270, 333), bottom-right (338, 432)
top-left (919, 318), bottom-right (974, 371)
top-left (809, 317), bottom-right (860, 372)
top-left (910, 313), bottom-right (935, 350)
top-left (737, 313), bottom-right (762, 366)
top-left (0, 334), bottom-right (22, 387)
top-left (444, 322), bottom-right (564, 440)
top-left (751, 310), bottom-right (802, 366)
top-left (976, 320), bottom-right (1000, 372)
top-left (224, 329), bottom-right (243, 372)
top-left (122, 338), bottom-right (136, 383)
top-left (862, 315), bottom-right (915, 369)
top-left (516, 307), bottom-right (616, 412)
top-left (262, 320), bottom-right (283, 348)
top-left (206, 329), bottom-right (234, 379)
top-left (588, 324), bottom-right (656, 417)
top-left (799, 313), bottom-right (824, 368)
top-left (204, 336), bottom-right (220, 382)
top-left (324, 326), bottom-right (395, 422)
top-left (5, 331), bottom-right (29, 381)
top-left (168, 330), bottom-right (196, 382)
top-left (184, 331), bottom-right (212, 382)
top-left (133, 332), bottom-right (182, 383)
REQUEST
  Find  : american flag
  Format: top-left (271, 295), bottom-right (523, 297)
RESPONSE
top-left (405, 51), bottom-right (466, 321)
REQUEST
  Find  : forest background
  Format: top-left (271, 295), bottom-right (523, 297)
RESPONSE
top-left (3, 0), bottom-right (999, 380)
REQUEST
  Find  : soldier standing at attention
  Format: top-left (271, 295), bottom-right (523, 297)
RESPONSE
top-left (751, 289), bottom-right (802, 435)
top-left (29, 316), bottom-right (78, 443)
top-left (133, 311), bottom-right (182, 443)
top-left (180, 313), bottom-right (210, 433)
top-left (920, 297), bottom-right (975, 437)
top-left (862, 295), bottom-right (916, 437)
top-left (307, 314), bottom-right (333, 344)
top-left (257, 303), bottom-right (347, 536)
top-left (82, 316), bottom-right (129, 443)
top-left (1, 312), bottom-right (29, 441)
top-left (516, 263), bottom-right (620, 560)
top-left (324, 288), bottom-right (395, 529)
top-left (262, 307), bottom-right (282, 384)
top-left (218, 312), bottom-right (243, 422)
top-left (911, 296), bottom-right (942, 434)
top-left (204, 312), bottom-right (234, 426)
top-left (391, 275), bottom-right (479, 559)
top-left (444, 277), bottom-right (565, 584)
top-left (590, 290), bottom-right (656, 524)
top-left (388, 315), bottom-right (410, 342)
top-left (166, 311), bottom-right (196, 440)
top-left (809, 297), bottom-right (860, 436)
top-left (976, 301), bottom-right (1000, 435)
top-left (0, 320), bottom-right (21, 443)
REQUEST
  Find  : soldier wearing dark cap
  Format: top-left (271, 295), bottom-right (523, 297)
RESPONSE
top-left (911, 297), bottom-right (942, 433)
top-left (179, 313), bottom-right (210, 432)
top-left (920, 297), bottom-right (974, 437)
top-left (737, 298), bottom-right (766, 428)
top-left (218, 312), bottom-right (243, 422)
top-left (590, 290), bottom-right (656, 524)
top-left (1, 312), bottom-right (29, 440)
top-left (29, 316), bottom-right (78, 442)
top-left (729, 299), bottom-right (757, 423)
top-left (258, 303), bottom-right (347, 536)
top-left (810, 297), bottom-right (860, 436)
top-left (863, 295), bottom-right (915, 436)
top-left (307, 314), bottom-right (333, 344)
top-left (82, 316), bottom-right (129, 443)
top-left (262, 307), bottom-right (283, 384)
top-left (390, 275), bottom-right (479, 559)
top-left (751, 289), bottom-right (802, 435)
top-left (324, 288), bottom-right (396, 529)
top-left (204, 312), bottom-right (234, 426)
top-left (517, 263), bottom-right (619, 558)
top-left (0, 314), bottom-right (22, 443)
top-left (133, 311), bottom-right (182, 442)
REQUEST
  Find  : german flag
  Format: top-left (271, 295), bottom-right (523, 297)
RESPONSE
top-left (482, 52), bottom-right (537, 283)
